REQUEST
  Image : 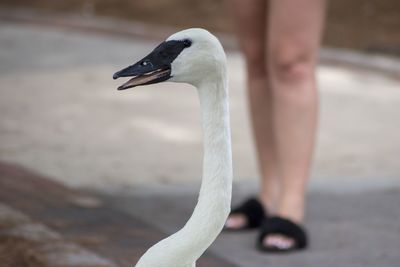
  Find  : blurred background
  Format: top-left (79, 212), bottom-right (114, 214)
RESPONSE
top-left (0, 1), bottom-right (399, 267)
top-left (2, 0), bottom-right (400, 54)
top-left (0, 0), bottom-right (399, 188)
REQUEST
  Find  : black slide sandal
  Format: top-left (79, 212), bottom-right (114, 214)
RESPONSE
top-left (224, 198), bottom-right (267, 231)
top-left (257, 216), bottom-right (308, 252)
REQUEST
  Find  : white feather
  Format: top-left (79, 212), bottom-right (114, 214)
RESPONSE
top-left (135, 28), bottom-right (232, 267)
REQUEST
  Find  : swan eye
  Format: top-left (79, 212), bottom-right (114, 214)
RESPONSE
top-left (141, 60), bottom-right (150, 67)
top-left (182, 39), bottom-right (192, 48)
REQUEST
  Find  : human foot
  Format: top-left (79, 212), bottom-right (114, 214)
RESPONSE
top-left (257, 217), bottom-right (308, 252)
top-left (224, 198), bottom-right (266, 230)
top-left (225, 214), bottom-right (248, 229)
top-left (259, 192), bottom-right (306, 250)
top-left (263, 234), bottom-right (295, 250)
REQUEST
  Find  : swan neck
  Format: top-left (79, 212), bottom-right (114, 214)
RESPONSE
top-left (135, 76), bottom-right (232, 267)
top-left (163, 77), bottom-right (232, 265)
top-left (178, 77), bottom-right (233, 262)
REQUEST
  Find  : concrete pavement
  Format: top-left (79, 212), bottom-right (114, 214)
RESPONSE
top-left (0, 20), bottom-right (400, 189)
top-left (0, 162), bottom-right (233, 267)
top-left (103, 184), bottom-right (400, 267)
top-left (1, 161), bottom-right (399, 267)
top-left (1, 12), bottom-right (400, 267)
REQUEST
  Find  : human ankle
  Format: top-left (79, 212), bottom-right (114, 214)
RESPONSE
top-left (258, 194), bottom-right (277, 214)
top-left (277, 195), bottom-right (305, 223)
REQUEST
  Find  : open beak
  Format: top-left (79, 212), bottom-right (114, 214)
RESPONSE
top-left (113, 40), bottom-right (190, 90)
top-left (113, 63), bottom-right (171, 90)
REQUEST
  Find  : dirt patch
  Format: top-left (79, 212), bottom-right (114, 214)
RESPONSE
top-left (1, 0), bottom-right (400, 56)
top-left (0, 236), bottom-right (48, 267)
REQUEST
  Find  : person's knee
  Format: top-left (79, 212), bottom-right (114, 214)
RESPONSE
top-left (269, 41), bottom-right (316, 84)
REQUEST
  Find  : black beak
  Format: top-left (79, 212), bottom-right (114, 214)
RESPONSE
top-left (113, 64), bottom-right (171, 90)
top-left (113, 39), bottom-right (191, 90)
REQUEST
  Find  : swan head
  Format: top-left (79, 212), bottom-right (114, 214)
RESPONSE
top-left (113, 28), bottom-right (226, 89)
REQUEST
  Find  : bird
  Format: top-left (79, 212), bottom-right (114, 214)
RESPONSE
top-left (113, 28), bottom-right (232, 267)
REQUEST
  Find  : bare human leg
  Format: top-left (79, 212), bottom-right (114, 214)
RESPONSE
top-left (264, 0), bottom-right (326, 249)
top-left (225, 0), bottom-right (281, 229)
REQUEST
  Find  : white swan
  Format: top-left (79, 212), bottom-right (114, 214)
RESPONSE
top-left (113, 28), bottom-right (232, 267)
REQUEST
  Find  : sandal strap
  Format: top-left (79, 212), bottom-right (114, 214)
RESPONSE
top-left (258, 216), bottom-right (308, 249)
top-left (230, 198), bottom-right (266, 228)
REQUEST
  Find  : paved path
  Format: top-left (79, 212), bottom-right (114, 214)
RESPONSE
top-left (0, 14), bottom-right (400, 267)
top-left (104, 186), bottom-right (400, 267)
top-left (1, 162), bottom-right (399, 267)
top-left (0, 162), bottom-right (233, 267)
top-left (0, 203), bottom-right (116, 267)
top-left (0, 19), bottom-right (400, 189)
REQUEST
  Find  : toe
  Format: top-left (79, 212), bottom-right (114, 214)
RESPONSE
top-left (263, 234), bottom-right (295, 250)
top-left (225, 214), bottom-right (247, 229)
